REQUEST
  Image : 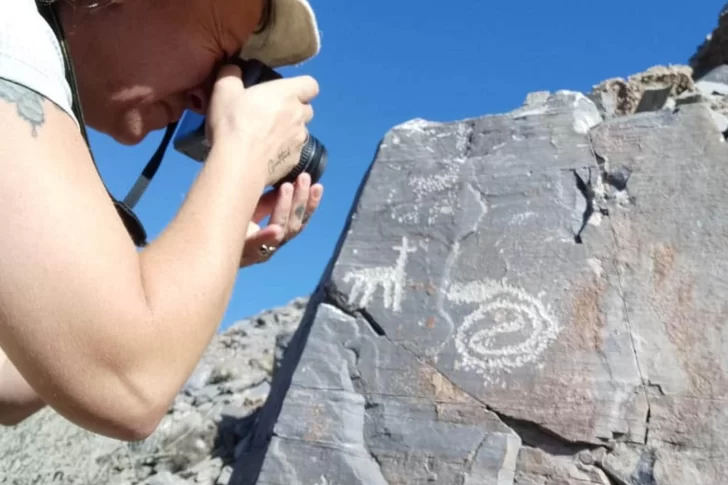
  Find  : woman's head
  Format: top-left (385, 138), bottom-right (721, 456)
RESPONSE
top-left (57, 0), bottom-right (316, 145)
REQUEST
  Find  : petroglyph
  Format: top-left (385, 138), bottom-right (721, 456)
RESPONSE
top-left (390, 123), bottom-right (471, 226)
top-left (343, 236), bottom-right (417, 312)
top-left (429, 183), bottom-right (490, 359)
top-left (510, 211), bottom-right (537, 225)
top-left (446, 279), bottom-right (561, 384)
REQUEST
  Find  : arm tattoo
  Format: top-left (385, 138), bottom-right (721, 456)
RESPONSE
top-left (0, 78), bottom-right (47, 137)
top-left (268, 147), bottom-right (292, 177)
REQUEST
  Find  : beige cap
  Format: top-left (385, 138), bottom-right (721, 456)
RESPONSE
top-left (239, 0), bottom-right (321, 67)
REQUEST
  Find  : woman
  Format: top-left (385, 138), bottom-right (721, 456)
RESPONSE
top-left (0, 0), bottom-right (323, 440)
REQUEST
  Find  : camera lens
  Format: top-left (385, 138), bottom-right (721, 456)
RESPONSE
top-left (274, 134), bottom-right (328, 187)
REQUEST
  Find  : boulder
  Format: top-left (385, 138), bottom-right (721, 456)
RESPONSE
top-left (231, 75), bottom-right (728, 485)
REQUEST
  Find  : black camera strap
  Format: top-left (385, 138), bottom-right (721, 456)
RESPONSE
top-left (35, 0), bottom-right (177, 247)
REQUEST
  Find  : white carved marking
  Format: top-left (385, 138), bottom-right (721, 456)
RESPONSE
top-left (386, 189), bottom-right (396, 204)
top-left (446, 279), bottom-right (560, 382)
top-left (389, 123), bottom-right (470, 226)
top-left (510, 211), bottom-right (536, 225)
top-left (343, 236), bottom-right (417, 312)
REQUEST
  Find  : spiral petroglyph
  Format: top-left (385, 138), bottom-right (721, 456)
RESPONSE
top-left (446, 279), bottom-right (561, 380)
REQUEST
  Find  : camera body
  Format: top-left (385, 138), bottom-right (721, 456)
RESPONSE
top-left (173, 58), bottom-right (327, 188)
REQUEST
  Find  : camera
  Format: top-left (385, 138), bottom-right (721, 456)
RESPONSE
top-left (172, 58), bottom-right (327, 188)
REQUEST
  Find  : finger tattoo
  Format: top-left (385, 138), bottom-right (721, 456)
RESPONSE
top-left (294, 205), bottom-right (305, 220)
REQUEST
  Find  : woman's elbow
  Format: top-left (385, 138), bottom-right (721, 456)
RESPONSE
top-left (112, 411), bottom-right (165, 442)
top-left (0, 383), bottom-right (165, 440)
top-left (0, 376), bottom-right (169, 440)
top-left (78, 397), bottom-right (168, 442)
top-left (98, 380), bottom-right (172, 441)
top-left (109, 367), bottom-right (176, 441)
top-left (47, 373), bottom-right (171, 442)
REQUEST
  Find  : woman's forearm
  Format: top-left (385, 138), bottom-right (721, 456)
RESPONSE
top-left (130, 138), bottom-right (269, 405)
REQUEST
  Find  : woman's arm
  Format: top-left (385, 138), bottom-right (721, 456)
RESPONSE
top-left (0, 346), bottom-right (45, 425)
top-left (0, 69), bottom-right (318, 441)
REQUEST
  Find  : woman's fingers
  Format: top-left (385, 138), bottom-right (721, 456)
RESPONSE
top-left (304, 183), bottom-right (323, 226)
top-left (240, 223), bottom-right (284, 267)
top-left (281, 174), bottom-right (323, 242)
top-left (287, 173), bottom-right (311, 237)
top-left (269, 182), bottom-right (294, 235)
top-left (251, 189), bottom-right (279, 223)
top-left (241, 185), bottom-right (291, 266)
top-left (240, 175), bottom-right (324, 268)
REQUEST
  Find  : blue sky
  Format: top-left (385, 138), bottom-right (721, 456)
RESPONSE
top-left (89, 0), bottom-right (725, 330)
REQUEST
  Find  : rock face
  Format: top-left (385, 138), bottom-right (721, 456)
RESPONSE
top-left (231, 71), bottom-right (728, 485)
top-left (0, 298), bottom-right (307, 485)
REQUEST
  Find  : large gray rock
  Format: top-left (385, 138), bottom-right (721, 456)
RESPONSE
top-left (232, 75), bottom-right (728, 484)
top-left (0, 298), bottom-right (308, 485)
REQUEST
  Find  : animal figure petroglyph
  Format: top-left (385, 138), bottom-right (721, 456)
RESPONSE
top-left (343, 236), bottom-right (417, 312)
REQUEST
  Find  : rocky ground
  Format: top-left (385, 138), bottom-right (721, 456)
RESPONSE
top-left (0, 297), bottom-right (308, 485)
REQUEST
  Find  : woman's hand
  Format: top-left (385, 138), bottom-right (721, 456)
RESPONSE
top-left (206, 62), bottom-right (319, 187)
top-left (240, 173), bottom-right (323, 267)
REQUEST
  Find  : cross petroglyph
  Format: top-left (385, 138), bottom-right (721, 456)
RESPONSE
top-left (343, 236), bottom-right (417, 312)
